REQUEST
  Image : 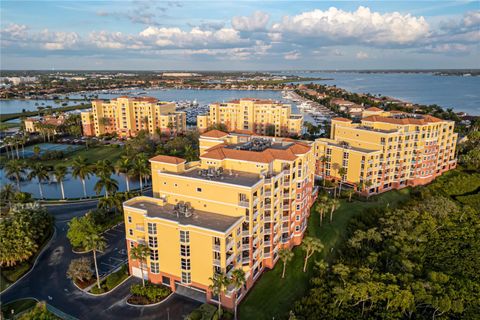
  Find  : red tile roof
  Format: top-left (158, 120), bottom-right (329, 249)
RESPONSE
top-left (149, 155), bottom-right (185, 164)
top-left (331, 117), bottom-right (352, 122)
top-left (200, 130), bottom-right (229, 138)
top-left (365, 107), bottom-right (382, 112)
top-left (362, 115), bottom-right (443, 125)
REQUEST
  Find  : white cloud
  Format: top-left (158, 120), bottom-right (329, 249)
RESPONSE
top-left (232, 11), bottom-right (270, 32)
top-left (271, 6), bottom-right (430, 46)
top-left (284, 50), bottom-right (300, 60)
top-left (356, 51), bottom-right (369, 59)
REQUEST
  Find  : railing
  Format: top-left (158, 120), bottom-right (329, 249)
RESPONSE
top-left (213, 244), bottom-right (221, 251)
top-left (265, 191), bottom-right (272, 197)
top-left (264, 228), bottom-right (272, 234)
top-left (264, 240), bottom-right (272, 246)
top-left (226, 254), bottom-right (235, 266)
top-left (213, 259), bottom-right (221, 267)
top-left (282, 216), bottom-right (289, 222)
top-left (252, 224), bottom-right (259, 234)
top-left (264, 178), bottom-right (272, 184)
top-left (253, 197), bottom-right (260, 206)
top-left (282, 227), bottom-right (289, 233)
top-left (226, 239), bottom-right (234, 251)
top-left (242, 230), bottom-right (250, 237)
top-left (264, 215), bottom-right (273, 223)
top-left (253, 210), bottom-right (259, 220)
top-left (242, 243), bottom-right (250, 250)
top-left (253, 237), bottom-right (260, 247)
top-left (238, 200), bottom-right (249, 207)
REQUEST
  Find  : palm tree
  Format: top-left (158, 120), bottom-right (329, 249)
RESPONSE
top-left (94, 175), bottom-right (119, 198)
top-left (319, 155), bottom-right (328, 186)
top-left (28, 163), bottom-right (50, 199)
top-left (133, 154), bottom-right (149, 192)
top-left (230, 269), bottom-right (246, 320)
top-left (317, 195), bottom-right (329, 225)
top-left (278, 248), bottom-right (294, 278)
top-left (95, 159), bottom-right (114, 178)
top-left (54, 165), bottom-right (68, 200)
top-left (130, 244), bottom-right (150, 287)
top-left (183, 145), bottom-right (197, 162)
top-left (329, 198), bottom-right (340, 223)
top-left (365, 180), bottom-right (373, 199)
top-left (4, 159), bottom-right (26, 190)
top-left (71, 157), bottom-right (93, 198)
top-left (302, 237), bottom-right (324, 272)
top-left (115, 157), bottom-right (133, 192)
top-left (208, 272), bottom-right (230, 318)
top-left (97, 195), bottom-right (116, 211)
top-left (83, 233), bottom-right (106, 289)
top-left (0, 183), bottom-right (16, 207)
top-left (338, 167), bottom-right (347, 195)
top-left (332, 180), bottom-right (339, 198)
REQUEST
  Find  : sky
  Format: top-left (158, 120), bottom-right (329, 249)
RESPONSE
top-left (1, 1), bottom-right (479, 70)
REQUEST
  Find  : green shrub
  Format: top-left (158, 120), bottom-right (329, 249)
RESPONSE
top-left (90, 285), bottom-right (106, 294)
top-left (105, 265), bottom-right (128, 291)
top-left (186, 310), bottom-right (203, 320)
top-left (130, 283), bottom-right (171, 302)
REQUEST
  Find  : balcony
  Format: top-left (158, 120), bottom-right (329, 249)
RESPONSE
top-left (135, 225), bottom-right (145, 232)
top-left (264, 228), bottom-right (272, 234)
top-left (253, 237), bottom-right (260, 247)
top-left (252, 224), bottom-right (259, 234)
top-left (238, 200), bottom-right (249, 207)
top-left (242, 230), bottom-right (250, 237)
top-left (226, 239), bottom-right (234, 251)
top-left (242, 243), bottom-right (250, 251)
top-left (213, 259), bottom-right (221, 267)
top-left (282, 227), bottom-right (289, 233)
top-left (265, 191), bottom-right (272, 197)
top-left (253, 210), bottom-right (259, 220)
top-left (264, 215), bottom-right (273, 223)
top-left (253, 197), bottom-right (260, 206)
top-left (264, 240), bottom-right (272, 246)
top-left (264, 178), bottom-right (272, 184)
top-left (282, 216), bottom-right (289, 222)
top-left (226, 254), bottom-right (235, 266)
top-left (264, 252), bottom-right (272, 258)
top-left (213, 244), bottom-right (221, 252)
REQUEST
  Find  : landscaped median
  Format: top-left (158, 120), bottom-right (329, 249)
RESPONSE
top-left (72, 264), bottom-right (130, 295)
top-left (1, 299), bottom-right (60, 320)
top-left (186, 303), bottom-right (234, 320)
top-left (126, 282), bottom-right (172, 306)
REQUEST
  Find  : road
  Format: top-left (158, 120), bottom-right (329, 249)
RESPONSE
top-left (1, 201), bottom-right (201, 320)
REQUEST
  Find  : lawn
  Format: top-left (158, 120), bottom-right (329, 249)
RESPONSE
top-left (1, 298), bottom-right (37, 319)
top-left (41, 145), bottom-right (124, 167)
top-left (239, 188), bottom-right (411, 320)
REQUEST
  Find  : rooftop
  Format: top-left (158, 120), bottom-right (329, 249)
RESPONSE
top-left (150, 155), bottom-right (186, 164)
top-left (200, 130), bottom-right (229, 139)
top-left (167, 167), bottom-right (263, 187)
top-left (125, 197), bottom-right (242, 233)
top-left (362, 114), bottom-right (444, 125)
top-left (322, 140), bottom-right (379, 154)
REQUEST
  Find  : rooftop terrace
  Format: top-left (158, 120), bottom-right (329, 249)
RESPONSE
top-left (125, 197), bottom-right (243, 233)
top-left (166, 167), bottom-right (262, 187)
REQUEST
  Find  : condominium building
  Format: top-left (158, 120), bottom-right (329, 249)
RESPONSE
top-left (197, 98), bottom-right (303, 137)
top-left (24, 115), bottom-right (66, 134)
top-left (81, 96), bottom-right (186, 137)
top-left (314, 111), bottom-right (457, 194)
top-left (123, 130), bottom-right (318, 308)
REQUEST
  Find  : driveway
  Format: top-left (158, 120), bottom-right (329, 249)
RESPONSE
top-left (1, 200), bottom-right (200, 320)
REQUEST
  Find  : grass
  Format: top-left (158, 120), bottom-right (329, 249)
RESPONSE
top-left (0, 228), bottom-right (53, 292)
top-left (239, 188), bottom-right (411, 320)
top-left (89, 264), bottom-right (129, 294)
top-left (40, 145), bottom-right (124, 167)
top-left (1, 298), bottom-right (37, 319)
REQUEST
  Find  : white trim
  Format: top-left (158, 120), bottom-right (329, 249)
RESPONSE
top-left (157, 170), bottom-right (261, 190)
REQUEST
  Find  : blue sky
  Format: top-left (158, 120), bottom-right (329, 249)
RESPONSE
top-left (1, 1), bottom-right (479, 70)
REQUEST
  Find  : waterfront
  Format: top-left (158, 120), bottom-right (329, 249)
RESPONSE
top-left (286, 71), bottom-right (480, 115)
top-left (1, 73), bottom-right (479, 116)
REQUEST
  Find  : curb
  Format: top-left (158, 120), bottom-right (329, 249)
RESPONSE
top-left (125, 292), bottom-right (174, 307)
top-left (1, 228), bottom-right (57, 294)
top-left (75, 275), bottom-right (132, 297)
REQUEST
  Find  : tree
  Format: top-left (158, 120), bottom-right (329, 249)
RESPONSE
top-left (278, 248), bottom-right (294, 278)
top-left (329, 198), bottom-right (340, 223)
top-left (94, 159), bottom-right (114, 178)
top-left (94, 175), bottom-right (119, 198)
top-left (319, 156), bottom-right (328, 186)
top-left (18, 302), bottom-right (56, 320)
top-left (54, 165), bottom-right (68, 200)
top-left (317, 195), bottom-right (329, 226)
top-left (0, 183), bottom-right (16, 207)
top-left (67, 257), bottom-right (93, 283)
top-left (133, 153), bottom-right (150, 192)
top-left (130, 244), bottom-right (150, 287)
top-left (83, 233), bottom-right (106, 289)
top-left (27, 163), bottom-right (50, 199)
top-left (115, 157), bottom-right (133, 192)
top-left (208, 272), bottom-right (230, 318)
top-left (230, 268), bottom-right (246, 320)
top-left (33, 145), bottom-right (41, 158)
top-left (4, 159), bottom-right (26, 191)
top-left (302, 237), bottom-right (324, 272)
top-left (71, 157), bottom-right (93, 198)
top-left (67, 215), bottom-right (98, 248)
top-left (338, 167), bottom-right (347, 195)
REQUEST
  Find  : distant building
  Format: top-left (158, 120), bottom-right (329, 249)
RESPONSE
top-left (197, 98), bottom-right (303, 137)
top-left (24, 115), bottom-right (66, 134)
top-left (81, 96), bottom-right (186, 138)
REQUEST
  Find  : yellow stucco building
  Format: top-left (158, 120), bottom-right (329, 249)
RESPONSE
top-left (123, 130), bottom-right (318, 308)
top-left (197, 98), bottom-right (303, 137)
top-left (81, 96), bottom-right (186, 138)
top-left (315, 110), bottom-right (458, 194)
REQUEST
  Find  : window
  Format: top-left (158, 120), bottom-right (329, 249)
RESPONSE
top-left (296, 215), bottom-right (300, 221)
top-left (196, 187), bottom-right (202, 192)
top-left (181, 258), bottom-right (191, 270)
top-left (162, 276), bottom-right (171, 286)
top-left (180, 230), bottom-right (190, 243)
top-left (147, 223), bottom-right (157, 235)
top-left (129, 229), bottom-right (133, 236)
top-left (129, 241), bottom-right (135, 248)
top-left (150, 262), bottom-right (159, 274)
top-left (150, 249), bottom-right (159, 261)
top-left (295, 226), bottom-right (300, 232)
top-left (148, 236), bottom-right (158, 248)
top-left (182, 272), bottom-right (191, 284)
top-left (180, 244), bottom-right (190, 257)
top-left (127, 216), bottom-right (132, 223)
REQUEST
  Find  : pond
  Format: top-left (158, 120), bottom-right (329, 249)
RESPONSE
top-left (0, 169), bottom-right (146, 200)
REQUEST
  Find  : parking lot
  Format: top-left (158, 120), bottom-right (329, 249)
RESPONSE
top-left (98, 223), bottom-right (128, 277)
